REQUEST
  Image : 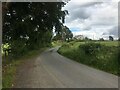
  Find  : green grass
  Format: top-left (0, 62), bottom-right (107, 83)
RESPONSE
top-left (96, 41), bottom-right (119, 46)
top-left (58, 41), bottom-right (119, 75)
top-left (2, 60), bottom-right (21, 88)
top-left (52, 40), bottom-right (65, 47)
top-left (2, 48), bottom-right (47, 88)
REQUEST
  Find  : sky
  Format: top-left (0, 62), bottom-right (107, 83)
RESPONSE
top-left (62, 0), bottom-right (119, 40)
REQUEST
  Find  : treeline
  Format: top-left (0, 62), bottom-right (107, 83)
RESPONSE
top-left (2, 2), bottom-right (68, 58)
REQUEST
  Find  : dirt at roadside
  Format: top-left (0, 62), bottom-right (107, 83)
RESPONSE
top-left (12, 56), bottom-right (37, 88)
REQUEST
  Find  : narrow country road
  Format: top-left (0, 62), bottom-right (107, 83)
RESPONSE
top-left (14, 47), bottom-right (118, 88)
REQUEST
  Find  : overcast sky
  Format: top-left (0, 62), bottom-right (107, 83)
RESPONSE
top-left (63, 0), bottom-right (119, 40)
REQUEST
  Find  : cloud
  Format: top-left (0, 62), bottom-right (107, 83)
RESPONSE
top-left (109, 26), bottom-right (118, 37)
top-left (78, 2), bottom-right (103, 7)
top-left (63, 0), bottom-right (118, 39)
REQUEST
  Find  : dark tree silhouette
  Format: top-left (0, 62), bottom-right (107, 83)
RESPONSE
top-left (3, 2), bottom-right (68, 57)
top-left (99, 38), bottom-right (104, 41)
top-left (118, 38), bottom-right (120, 41)
top-left (109, 36), bottom-right (114, 41)
top-left (53, 25), bottom-right (73, 41)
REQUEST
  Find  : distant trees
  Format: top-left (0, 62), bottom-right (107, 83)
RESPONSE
top-left (109, 36), bottom-right (114, 41)
top-left (85, 37), bottom-right (89, 40)
top-left (53, 25), bottom-right (73, 42)
top-left (118, 38), bottom-right (120, 41)
top-left (99, 38), bottom-right (104, 41)
top-left (63, 26), bottom-right (73, 41)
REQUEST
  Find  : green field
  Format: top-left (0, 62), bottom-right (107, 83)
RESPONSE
top-left (96, 41), bottom-right (119, 46)
top-left (58, 41), bottom-right (119, 75)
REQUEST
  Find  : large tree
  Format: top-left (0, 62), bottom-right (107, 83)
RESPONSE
top-left (3, 2), bottom-right (68, 57)
top-left (109, 36), bottom-right (114, 41)
top-left (53, 25), bottom-right (73, 41)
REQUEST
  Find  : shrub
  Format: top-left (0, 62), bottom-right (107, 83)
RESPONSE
top-left (79, 42), bottom-right (102, 55)
top-left (58, 41), bottom-right (119, 75)
top-left (61, 43), bottom-right (70, 48)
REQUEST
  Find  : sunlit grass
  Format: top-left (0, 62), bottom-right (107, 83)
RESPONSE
top-left (58, 41), bottom-right (119, 75)
top-left (96, 41), bottom-right (119, 46)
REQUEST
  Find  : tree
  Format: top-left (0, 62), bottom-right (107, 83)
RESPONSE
top-left (65, 27), bottom-right (73, 41)
top-left (84, 37), bottom-right (88, 40)
top-left (54, 25), bottom-right (73, 41)
top-left (3, 2), bottom-right (68, 57)
top-left (109, 36), bottom-right (114, 41)
top-left (2, 2), bottom-right (11, 22)
top-left (61, 25), bottom-right (73, 41)
top-left (118, 38), bottom-right (120, 41)
top-left (99, 38), bottom-right (104, 41)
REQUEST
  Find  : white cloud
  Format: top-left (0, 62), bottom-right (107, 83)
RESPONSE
top-left (63, 0), bottom-right (118, 40)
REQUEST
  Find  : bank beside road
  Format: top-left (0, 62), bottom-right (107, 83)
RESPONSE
top-left (58, 41), bottom-right (119, 76)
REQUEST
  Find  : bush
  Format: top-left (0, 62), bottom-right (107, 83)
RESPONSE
top-left (58, 41), bottom-right (119, 75)
top-left (61, 43), bottom-right (70, 48)
top-left (79, 42), bottom-right (102, 55)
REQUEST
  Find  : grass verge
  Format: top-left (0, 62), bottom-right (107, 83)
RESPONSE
top-left (51, 40), bottom-right (65, 47)
top-left (2, 48), bottom-right (47, 88)
top-left (58, 41), bottom-right (119, 76)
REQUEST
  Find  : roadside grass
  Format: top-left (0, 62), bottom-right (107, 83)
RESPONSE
top-left (2, 48), bottom-right (47, 88)
top-left (96, 41), bottom-right (119, 46)
top-left (2, 60), bottom-right (21, 88)
top-left (58, 41), bottom-right (119, 75)
top-left (52, 40), bottom-right (65, 47)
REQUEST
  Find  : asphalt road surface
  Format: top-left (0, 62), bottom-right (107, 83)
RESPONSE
top-left (14, 47), bottom-right (118, 88)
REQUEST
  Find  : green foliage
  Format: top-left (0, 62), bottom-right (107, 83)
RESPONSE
top-left (99, 38), bottom-right (104, 41)
top-left (61, 43), bottom-right (70, 48)
top-left (109, 36), bottom-right (114, 41)
top-left (2, 60), bottom-right (21, 88)
top-left (58, 41), bottom-right (119, 75)
top-left (2, 2), bottom-right (69, 87)
top-left (118, 38), bottom-right (120, 41)
top-left (53, 25), bottom-right (73, 41)
top-left (3, 2), bottom-right (68, 58)
top-left (52, 41), bottom-right (63, 47)
top-left (97, 41), bottom-right (118, 46)
top-left (79, 42), bottom-right (101, 55)
top-left (2, 43), bottom-right (10, 55)
top-left (2, 48), bottom-right (47, 88)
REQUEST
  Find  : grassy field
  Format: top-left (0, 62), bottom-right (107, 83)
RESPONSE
top-left (2, 48), bottom-right (47, 88)
top-left (51, 40), bottom-right (65, 47)
top-left (58, 41), bottom-right (119, 75)
top-left (96, 41), bottom-right (119, 46)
